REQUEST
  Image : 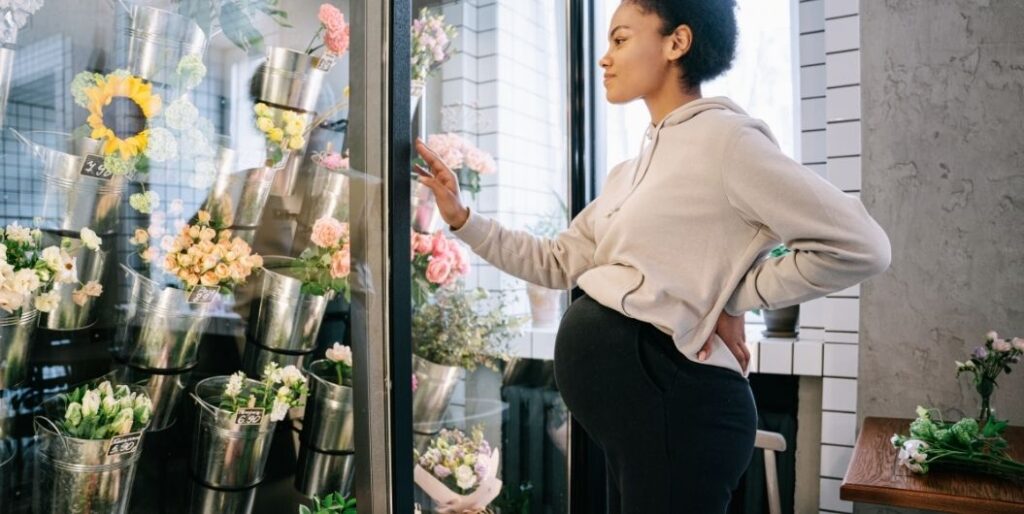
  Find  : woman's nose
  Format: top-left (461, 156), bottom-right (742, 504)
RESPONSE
top-left (598, 54), bottom-right (610, 68)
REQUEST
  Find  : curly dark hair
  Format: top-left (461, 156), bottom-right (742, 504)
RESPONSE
top-left (626, 0), bottom-right (738, 90)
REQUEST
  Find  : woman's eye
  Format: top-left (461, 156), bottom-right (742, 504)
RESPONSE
top-left (613, 38), bottom-right (625, 46)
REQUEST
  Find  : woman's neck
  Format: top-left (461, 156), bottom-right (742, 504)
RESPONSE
top-left (646, 83), bottom-right (703, 126)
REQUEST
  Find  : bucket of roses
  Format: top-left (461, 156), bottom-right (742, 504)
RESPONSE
top-left (116, 209), bottom-right (263, 370)
top-left (295, 343), bottom-right (357, 498)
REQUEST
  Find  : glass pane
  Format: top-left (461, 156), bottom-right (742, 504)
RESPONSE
top-left (408, 1), bottom-right (570, 512)
top-left (0, 1), bottom-right (384, 512)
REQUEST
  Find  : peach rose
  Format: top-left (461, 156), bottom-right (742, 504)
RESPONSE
top-left (200, 271), bottom-right (219, 287)
top-left (311, 216), bottom-right (344, 248)
top-left (330, 247), bottom-right (351, 279)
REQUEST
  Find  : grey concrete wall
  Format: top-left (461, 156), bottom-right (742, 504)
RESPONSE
top-left (858, 0), bottom-right (1024, 512)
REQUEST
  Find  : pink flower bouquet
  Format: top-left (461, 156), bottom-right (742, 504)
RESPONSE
top-left (305, 3), bottom-right (351, 63)
top-left (419, 133), bottom-right (496, 199)
top-left (411, 7), bottom-right (457, 83)
top-left (413, 426), bottom-right (502, 513)
top-left (293, 216), bottom-right (352, 300)
top-left (411, 230), bottom-right (469, 306)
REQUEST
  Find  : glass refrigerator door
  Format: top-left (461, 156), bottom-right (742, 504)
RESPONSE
top-left (0, 1), bottom-right (395, 512)
top-left (403, 1), bottom-right (573, 512)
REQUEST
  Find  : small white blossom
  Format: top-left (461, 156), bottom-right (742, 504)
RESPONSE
top-left (269, 398), bottom-right (290, 422)
top-left (33, 291), bottom-right (59, 313)
top-left (279, 365), bottom-right (306, 387)
top-left (144, 127), bottom-right (179, 162)
top-left (4, 223), bottom-right (32, 244)
top-left (79, 227), bottom-right (102, 251)
top-left (225, 372), bottom-right (245, 398)
top-left (165, 96), bottom-right (199, 131)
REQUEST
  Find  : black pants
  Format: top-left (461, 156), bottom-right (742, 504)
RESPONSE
top-left (554, 294), bottom-right (758, 513)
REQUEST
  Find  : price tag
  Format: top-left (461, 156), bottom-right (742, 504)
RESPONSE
top-left (187, 286), bottom-right (218, 304)
top-left (106, 432), bottom-right (143, 456)
top-left (234, 408), bottom-right (265, 425)
top-left (80, 154), bottom-right (113, 180)
top-left (316, 53), bottom-right (336, 71)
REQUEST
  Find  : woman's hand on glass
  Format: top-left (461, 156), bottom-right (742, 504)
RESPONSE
top-left (414, 138), bottom-right (470, 230)
top-left (700, 309), bottom-right (750, 373)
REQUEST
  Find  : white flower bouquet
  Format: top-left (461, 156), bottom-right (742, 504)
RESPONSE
top-left (220, 363), bottom-right (308, 422)
top-left (0, 224), bottom-right (103, 314)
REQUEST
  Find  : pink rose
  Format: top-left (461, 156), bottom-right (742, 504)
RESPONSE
top-left (452, 243), bottom-right (470, 276)
top-left (411, 232), bottom-right (433, 256)
top-left (325, 24), bottom-right (350, 55)
top-left (318, 4), bottom-right (344, 32)
top-left (311, 216), bottom-right (344, 248)
top-left (430, 232), bottom-right (450, 256)
top-left (330, 247), bottom-right (351, 279)
top-left (425, 257), bottom-right (452, 285)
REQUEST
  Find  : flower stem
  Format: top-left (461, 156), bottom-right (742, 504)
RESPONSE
top-left (305, 27), bottom-right (324, 54)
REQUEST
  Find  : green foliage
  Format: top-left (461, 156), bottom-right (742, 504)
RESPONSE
top-left (299, 492), bottom-right (356, 514)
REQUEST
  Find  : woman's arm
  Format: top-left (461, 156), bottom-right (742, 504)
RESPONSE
top-left (721, 123), bottom-right (892, 315)
top-left (452, 202), bottom-right (599, 290)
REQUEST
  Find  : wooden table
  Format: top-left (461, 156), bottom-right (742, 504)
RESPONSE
top-left (841, 417), bottom-right (1024, 513)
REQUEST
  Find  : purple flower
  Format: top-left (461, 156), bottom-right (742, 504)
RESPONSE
top-left (972, 346), bottom-right (988, 360)
top-left (433, 465), bottom-right (451, 479)
top-left (474, 461), bottom-right (488, 478)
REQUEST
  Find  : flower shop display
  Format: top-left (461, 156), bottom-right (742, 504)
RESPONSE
top-left (1, 224), bottom-right (102, 388)
top-left (411, 230), bottom-right (470, 307)
top-left (190, 363), bottom-right (307, 488)
top-left (299, 491), bottom-right (357, 514)
top-left (76, 69), bottom-right (164, 176)
top-left (296, 343), bottom-right (357, 498)
top-left (0, 0), bottom-right (44, 128)
top-left (891, 331), bottom-right (1024, 479)
top-left (412, 286), bottom-right (523, 448)
top-left (410, 7), bottom-right (457, 115)
top-left (33, 381), bottom-right (153, 514)
top-left (112, 363), bottom-right (192, 432)
top-left (116, 209), bottom-right (262, 369)
top-left (244, 217), bottom-right (350, 376)
top-left (413, 426), bottom-right (503, 514)
top-left (294, 148), bottom-right (381, 254)
top-left (251, 4), bottom-right (350, 196)
top-left (120, 4), bottom-right (206, 86)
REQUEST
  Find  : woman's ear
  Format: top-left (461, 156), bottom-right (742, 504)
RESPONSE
top-left (666, 24), bottom-right (693, 61)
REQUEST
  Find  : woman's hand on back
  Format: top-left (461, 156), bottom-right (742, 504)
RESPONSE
top-left (700, 309), bottom-right (750, 373)
top-left (414, 139), bottom-right (470, 230)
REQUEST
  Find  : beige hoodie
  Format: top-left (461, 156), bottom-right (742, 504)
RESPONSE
top-left (452, 97), bottom-right (891, 376)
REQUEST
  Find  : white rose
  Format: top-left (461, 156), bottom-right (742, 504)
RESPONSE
top-left (0, 289), bottom-right (25, 313)
top-left (0, 243), bottom-right (7, 261)
top-left (454, 464), bottom-right (477, 490)
top-left (279, 365), bottom-right (306, 387)
top-left (11, 268), bottom-right (40, 295)
top-left (79, 228), bottom-right (102, 251)
top-left (33, 291), bottom-right (60, 313)
top-left (326, 342), bottom-right (353, 366)
top-left (40, 246), bottom-right (62, 272)
top-left (986, 331), bottom-right (999, 342)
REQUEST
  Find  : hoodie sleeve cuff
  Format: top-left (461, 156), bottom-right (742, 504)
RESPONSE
top-left (450, 208), bottom-right (492, 248)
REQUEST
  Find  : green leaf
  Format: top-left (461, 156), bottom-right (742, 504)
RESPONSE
top-left (299, 506), bottom-right (312, 514)
top-left (982, 416), bottom-right (1008, 438)
top-left (219, 3), bottom-right (264, 53)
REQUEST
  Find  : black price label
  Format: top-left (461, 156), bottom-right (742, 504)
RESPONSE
top-left (234, 408), bottom-right (265, 425)
top-left (107, 432), bottom-right (142, 456)
top-left (187, 286), bottom-right (218, 304)
top-left (80, 154), bottom-right (113, 180)
top-left (316, 53), bottom-right (336, 71)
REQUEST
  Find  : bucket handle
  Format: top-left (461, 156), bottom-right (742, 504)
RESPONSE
top-left (307, 98), bottom-right (350, 138)
top-left (33, 416), bottom-right (72, 453)
top-left (190, 391), bottom-right (219, 416)
top-left (8, 128), bottom-right (44, 161)
top-left (106, 0), bottom-right (132, 18)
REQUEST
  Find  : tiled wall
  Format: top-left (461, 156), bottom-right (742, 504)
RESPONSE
top-left (798, 0), bottom-right (863, 512)
top-left (439, 0), bottom-right (568, 330)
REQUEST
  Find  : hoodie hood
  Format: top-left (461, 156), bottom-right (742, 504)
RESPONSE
top-left (653, 96), bottom-right (748, 130)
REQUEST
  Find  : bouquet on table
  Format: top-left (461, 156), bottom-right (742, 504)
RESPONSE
top-left (414, 426), bottom-right (502, 513)
top-left (891, 331), bottom-right (1024, 478)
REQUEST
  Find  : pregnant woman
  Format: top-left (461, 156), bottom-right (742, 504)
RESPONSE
top-left (415, 0), bottom-right (891, 511)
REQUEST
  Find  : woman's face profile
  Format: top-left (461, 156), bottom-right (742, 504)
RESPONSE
top-left (598, 2), bottom-right (682, 104)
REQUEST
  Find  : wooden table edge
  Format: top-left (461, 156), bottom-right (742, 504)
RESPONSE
top-left (840, 480), bottom-right (1024, 514)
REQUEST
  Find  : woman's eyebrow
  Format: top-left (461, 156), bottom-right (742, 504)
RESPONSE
top-left (609, 25), bottom-right (629, 38)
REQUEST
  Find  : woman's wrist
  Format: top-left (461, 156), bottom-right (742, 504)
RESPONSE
top-left (450, 206), bottom-right (471, 231)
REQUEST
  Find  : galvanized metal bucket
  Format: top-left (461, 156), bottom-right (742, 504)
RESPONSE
top-left (114, 264), bottom-right (214, 370)
top-left (0, 306), bottom-right (37, 390)
top-left (295, 165), bottom-right (352, 249)
top-left (33, 387), bottom-right (150, 514)
top-left (252, 47), bottom-right (326, 113)
top-left (12, 130), bottom-right (127, 234)
top-left (412, 355), bottom-right (463, 443)
top-left (240, 342), bottom-right (311, 379)
top-left (294, 359), bottom-right (355, 497)
top-left (121, 5), bottom-right (206, 85)
top-left (38, 231), bottom-right (109, 331)
top-left (247, 256), bottom-right (334, 353)
top-left (190, 376), bottom-right (277, 489)
top-left (188, 478), bottom-right (257, 514)
top-left (112, 364), bottom-right (192, 432)
top-left (201, 156), bottom-right (279, 230)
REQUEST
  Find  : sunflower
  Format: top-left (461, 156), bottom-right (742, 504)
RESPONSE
top-left (85, 74), bottom-right (163, 158)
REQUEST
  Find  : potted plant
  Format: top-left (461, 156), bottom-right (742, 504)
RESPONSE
top-left (890, 331), bottom-right (1024, 478)
top-left (752, 245), bottom-right (800, 337)
top-left (411, 286), bottom-right (524, 449)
